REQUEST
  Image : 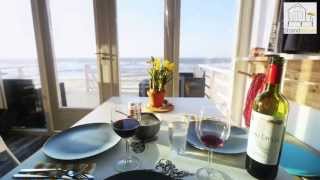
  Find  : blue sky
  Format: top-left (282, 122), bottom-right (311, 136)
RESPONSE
top-left (0, 0), bottom-right (237, 59)
top-left (180, 0), bottom-right (237, 58)
top-left (118, 0), bottom-right (237, 58)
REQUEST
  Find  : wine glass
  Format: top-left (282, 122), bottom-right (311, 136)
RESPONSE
top-left (195, 106), bottom-right (231, 180)
top-left (110, 104), bottom-right (141, 172)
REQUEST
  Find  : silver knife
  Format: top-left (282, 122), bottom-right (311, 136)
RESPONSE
top-left (13, 174), bottom-right (72, 179)
top-left (19, 168), bottom-right (63, 173)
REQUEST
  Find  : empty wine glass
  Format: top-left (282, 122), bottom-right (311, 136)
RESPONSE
top-left (195, 106), bottom-right (231, 180)
top-left (110, 104), bottom-right (141, 172)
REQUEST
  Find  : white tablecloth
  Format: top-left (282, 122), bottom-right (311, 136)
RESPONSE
top-left (2, 97), bottom-right (293, 180)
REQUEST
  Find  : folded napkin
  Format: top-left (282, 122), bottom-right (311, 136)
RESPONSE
top-left (155, 159), bottom-right (194, 179)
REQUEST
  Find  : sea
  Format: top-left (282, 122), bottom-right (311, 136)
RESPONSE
top-left (0, 57), bottom-right (231, 82)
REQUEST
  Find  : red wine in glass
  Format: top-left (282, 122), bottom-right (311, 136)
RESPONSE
top-left (195, 107), bottom-right (231, 180)
top-left (111, 104), bottom-right (141, 172)
top-left (200, 134), bottom-right (224, 148)
top-left (112, 118), bottom-right (140, 138)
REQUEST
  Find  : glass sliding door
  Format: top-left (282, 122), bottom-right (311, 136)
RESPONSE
top-left (179, 0), bottom-right (237, 109)
top-left (49, 0), bottom-right (99, 108)
top-left (0, 0), bottom-right (46, 129)
top-left (117, 0), bottom-right (164, 96)
top-left (25, 0), bottom-right (103, 131)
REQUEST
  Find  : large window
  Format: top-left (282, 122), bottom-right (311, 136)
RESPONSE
top-left (0, 0), bottom-right (46, 128)
top-left (0, 0), bottom-right (245, 130)
top-left (117, 0), bottom-right (164, 96)
top-left (179, 0), bottom-right (237, 107)
top-left (0, 0), bottom-right (39, 83)
top-left (49, 0), bottom-right (98, 108)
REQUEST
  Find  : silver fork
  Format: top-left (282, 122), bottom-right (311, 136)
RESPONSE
top-left (65, 170), bottom-right (93, 179)
top-left (18, 168), bottom-right (94, 179)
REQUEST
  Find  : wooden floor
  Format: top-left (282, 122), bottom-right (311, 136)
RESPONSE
top-left (0, 133), bottom-right (48, 177)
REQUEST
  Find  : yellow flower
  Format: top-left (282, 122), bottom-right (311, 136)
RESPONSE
top-left (168, 63), bottom-right (175, 71)
top-left (164, 60), bottom-right (170, 69)
top-left (164, 60), bottom-right (175, 71)
top-left (154, 57), bottom-right (161, 70)
top-left (147, 57), bottom-right (175, 90)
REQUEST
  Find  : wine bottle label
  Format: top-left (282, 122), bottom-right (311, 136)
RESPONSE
top-left (247, 111), bottom-right (285, 165)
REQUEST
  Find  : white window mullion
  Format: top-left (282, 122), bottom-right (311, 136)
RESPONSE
top-left (230, 0), bottom-right (255, 126)
top-left (164, 0), bottom-right (181, 97)
top-left (30, 0), bottom-right (57, 133)
top-left (93, 0), bottom-right (119, 101)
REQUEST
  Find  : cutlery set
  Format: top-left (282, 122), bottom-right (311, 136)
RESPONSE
top-left (13, 168), bottom-right (94, 179)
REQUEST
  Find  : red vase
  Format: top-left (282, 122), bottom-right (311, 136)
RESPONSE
top-left (148, 89), bottom-right (165, 107)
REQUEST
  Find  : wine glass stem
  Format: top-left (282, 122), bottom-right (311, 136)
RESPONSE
top-left (208, 150), bottom-right (214, 167)
top-left (125, 139), bottom-right (130, 159)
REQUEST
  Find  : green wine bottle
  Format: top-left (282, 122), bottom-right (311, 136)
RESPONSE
top-left (246, 54), bottom-right (289, 179)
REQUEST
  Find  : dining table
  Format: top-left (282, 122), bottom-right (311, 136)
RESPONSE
top-left (2, 97), bottom-right (294, 180)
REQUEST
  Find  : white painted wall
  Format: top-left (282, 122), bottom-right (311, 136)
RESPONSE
top-left (280, 56), bottom-right (320, 151)
top-left (286, 101), bottom-right (320, 151)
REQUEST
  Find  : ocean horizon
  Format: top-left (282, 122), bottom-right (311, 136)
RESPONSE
top-left (0, 57), bottom-right (231, 80)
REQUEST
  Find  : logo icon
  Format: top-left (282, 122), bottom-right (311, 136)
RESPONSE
top-left (283, 2), bottom-right (317, 34)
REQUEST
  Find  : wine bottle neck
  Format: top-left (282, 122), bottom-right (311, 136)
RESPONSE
top-left (265, 62), bottom-right (283, 93)
top-left (266, 83), bottom-right (280, 93)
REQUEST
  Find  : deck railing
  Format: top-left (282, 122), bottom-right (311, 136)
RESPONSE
top-left (0, 65), bottom-right (98, 92)
top-left (0, 63), bottom-right (232, 108)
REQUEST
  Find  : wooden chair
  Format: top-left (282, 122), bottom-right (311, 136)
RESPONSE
top-left (0, 135), bottom-right (20, 165)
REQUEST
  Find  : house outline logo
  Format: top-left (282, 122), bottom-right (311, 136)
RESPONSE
top-left (284, 2), bottom-right (317, 34)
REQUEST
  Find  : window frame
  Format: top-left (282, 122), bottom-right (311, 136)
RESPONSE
top-left (28, 0), bottom-right (253, 131)
top-left (168, 0), bottom-right (255, 125)
top-left (31, 0), bottom-right (104, 131)
top-left (164, 0), bottom-right (181, 97)
top-left (230, 0), bottom-right (255, 126)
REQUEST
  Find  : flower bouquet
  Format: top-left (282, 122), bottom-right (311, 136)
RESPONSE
top-left (147, 57), bottom-right (175, 107)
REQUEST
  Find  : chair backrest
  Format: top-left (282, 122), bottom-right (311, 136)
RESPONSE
top-left (2, 79), bottom-right (36, 111)
top-left (180, 77), bottom-right (205, 97)
top-left (0, 136), bottom-right (20, 164)
top-left (0, 78), bottom-right (6, 109)
top-left (0, 136), bottom-right (7, 153)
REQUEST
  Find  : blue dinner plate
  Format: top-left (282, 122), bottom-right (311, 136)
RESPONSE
top-left (187, 121), bottom-right (248, 154)
top-left (43, 123), bottom-right (121, 160)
